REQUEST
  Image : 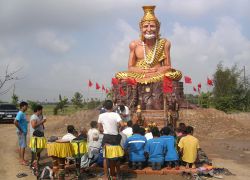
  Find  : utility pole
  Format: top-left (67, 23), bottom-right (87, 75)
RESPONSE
top-left (13, 84), bottom-right (16, 95)
top-left (243, 66), bottom-right (246, 89)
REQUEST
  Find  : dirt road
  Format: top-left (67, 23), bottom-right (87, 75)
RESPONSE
top-left (1, 109), bottom-right (250, 179)
top-left (0, 123), bottom-right (34, 180)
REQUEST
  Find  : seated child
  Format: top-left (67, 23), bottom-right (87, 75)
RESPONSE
top-left (160, 127), bottom-right (179, 169)
top-left (81, 132), bottom-right (101, 168)
top-left (124, 124), bottom-right (147, 170)
top-left (144, 127), bottom-right (153, 140)
top-left (145, 127), bottom-right (165, 170)
top-left (122, 120), bottom-right (133, 138)
top-left (178, 126), bottom-right (200, 169)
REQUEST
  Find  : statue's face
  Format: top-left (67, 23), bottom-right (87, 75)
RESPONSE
top-left (141, 21), bottom-right (157, 40)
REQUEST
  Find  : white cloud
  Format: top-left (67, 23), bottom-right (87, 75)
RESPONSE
top-left (162, 0), bottom-right (225, 17)
top-left (36, 30), bottom-right (73, 54)
top-left (169, 17), bottom-right (250, 89)
top-left (110, 19), bottom-right (138, 67)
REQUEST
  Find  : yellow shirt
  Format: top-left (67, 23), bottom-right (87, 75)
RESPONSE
top-left (178, 135), bottom-right (200, 163)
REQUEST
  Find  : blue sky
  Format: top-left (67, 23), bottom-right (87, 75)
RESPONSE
top-left (1, 0), bottom-right (250, 102)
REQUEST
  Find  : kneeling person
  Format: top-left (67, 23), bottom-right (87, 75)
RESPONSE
top-left (178, 126), bottom-right (200, 168)
top-left (124, 124), bottom-right (147, 170)
top-left (145, 127), bottom-right (165, 170)
top-left (160, 127), bottom-right (179, 169)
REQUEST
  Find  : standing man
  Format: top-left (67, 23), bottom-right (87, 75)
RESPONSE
top-left (30, 105), bottom-right (46, 167)
top-left (14, 101), bottom-right (29, 165)
top-left (30, 105), bottom-right (46, 137)
top-left (98, 100), bottom-right (124, 180)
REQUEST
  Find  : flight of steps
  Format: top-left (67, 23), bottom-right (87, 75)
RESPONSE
top-left (141, 110), bottom-right (167, 128)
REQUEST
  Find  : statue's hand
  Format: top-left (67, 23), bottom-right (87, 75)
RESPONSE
top-left (144, 68), bottom-right (157, 73)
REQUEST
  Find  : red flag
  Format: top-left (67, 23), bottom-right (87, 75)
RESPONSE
top-left (96, 83), bottom-right (100, 90)
top-left (102, 85), bottom-right (105, 91)
top-left (112, 78), bottom-right (119, 86)
top-left (207, 78), bottom-right (213, 86)
top-left (184, 76), bottom-right (192, 84)
top-left (88, 80), bottom-right (93, 87)
top-left (126, 78), bottom-right (137, 86)
top-left (198, 83), bottom-right (201, 89)
top-left (119, 87), bottom-right (126, 96)
top-left (163, 77), bottom-right (173, 93)
top-left (105, 88), bottom-right (109, 94)
top-left (193, 87), bottom-right (197, 92)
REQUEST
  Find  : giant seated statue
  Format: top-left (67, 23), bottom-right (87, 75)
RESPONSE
top-left (113, 6), bottom-right (183, 110)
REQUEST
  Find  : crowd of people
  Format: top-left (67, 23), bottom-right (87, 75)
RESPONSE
top-left (14, 100), bottom-right (201, 179)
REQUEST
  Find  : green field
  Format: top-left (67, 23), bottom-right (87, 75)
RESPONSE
top-left (26, 104), bottom-right (86, 116)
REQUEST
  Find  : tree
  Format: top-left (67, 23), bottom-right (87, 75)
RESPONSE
top-left (0, 65), bottom-right (22, 95)
top-left (213, 62), bottom-right (240, 98)
top-left (71, 92), bottom-right (83, 109)
top-left (11, 93), bottom-right (19, 107)
top-left (53, 94), bottom-right (68, 115)
top-left (27, 100), bottom-right (38, 112)
top-left (213, 62), bottom-right (249, 112)
top-left (198, 92), bottom-right (212, 108)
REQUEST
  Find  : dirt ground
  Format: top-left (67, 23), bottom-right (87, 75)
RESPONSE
top-left (0, 108), bottom-right (250, 180)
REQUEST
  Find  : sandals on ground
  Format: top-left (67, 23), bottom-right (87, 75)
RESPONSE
top-left (16, 173), bottom-right (28, 178)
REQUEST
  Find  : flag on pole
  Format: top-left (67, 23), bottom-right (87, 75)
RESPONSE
top-left (105, 88), bottom-right (109, 94)
top-left (193, 87), bottom-right (197, 92)
top-left (88, 80), bottom-right (93, 87)
top-left (184, 76), bottom-right (192, 84)
top-left (96, 83), bottom-right (100, 90)
top-left (163, 77), bottom-right (173, 93)
top-left (198, 83), bottom-right (201, 89)
top-left (119, 87), bottom-right (126, 96)
top-left (102, 85), bottom-right (105, 91)
top-left (207, 78), bottom-right (213, 86)
top-left (112, 78), bottom-right (119, 86)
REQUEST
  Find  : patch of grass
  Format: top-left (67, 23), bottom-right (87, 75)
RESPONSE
top-left (26, 104), bottom-right (86, 116)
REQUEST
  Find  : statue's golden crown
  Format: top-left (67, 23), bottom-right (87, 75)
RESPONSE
top-left (141, 6), bottom-right (159, 23)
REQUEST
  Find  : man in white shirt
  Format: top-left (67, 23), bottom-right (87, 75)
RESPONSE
top-left (30, 105), bottom-right (46, 167)
top-left (98, 100), bottom-right (123, 180)
top-left (30, 105), bottom-right (46, 137)
top-left (117, 104), bottom-right (130, 122)
top-left (61, 125), bottom-right (77, 142)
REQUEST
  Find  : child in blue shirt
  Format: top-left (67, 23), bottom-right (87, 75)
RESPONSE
top-left (124, 124), bottom-right (147, 170)
top-left (160, 127), bottom-right (179, 169)
top-left (145, 127), bottom-right (165, 170)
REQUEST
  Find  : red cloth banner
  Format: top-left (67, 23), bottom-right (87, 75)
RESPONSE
top-left (112, 78), bottom-right (119, 86)
top-left (126, 78), bottom-right (137, 86)
top-left (102, 85), bottom-right (105, 91)
top-left (105, 88), bottom-right (109, 94)
top-left (119, 87), bottom-right (126, 96)
top-left (193, 87), bottom-right (197, 92)
top-left (184, 76), bottom-right (192, 84)
top-left (163, 77), bottom-right (173, 93)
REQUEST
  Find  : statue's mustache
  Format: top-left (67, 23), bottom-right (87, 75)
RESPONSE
top-left (144, 34), bottom-right (156, 39)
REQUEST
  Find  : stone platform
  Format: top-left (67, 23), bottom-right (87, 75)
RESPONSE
top-left (113, 80), bottom-right (184, 112)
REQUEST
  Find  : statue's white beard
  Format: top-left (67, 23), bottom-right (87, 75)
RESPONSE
top-left (144, 34), bottom-right (156, 39)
